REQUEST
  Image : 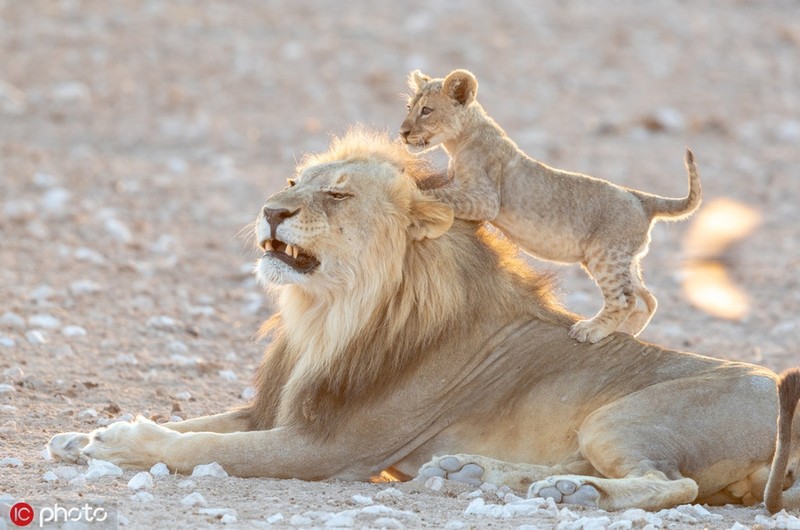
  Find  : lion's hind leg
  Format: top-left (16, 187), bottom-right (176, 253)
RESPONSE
top-left (529, 471), bottom-right (697, 511)
top-left (418, 454), bottom-right (588, 491)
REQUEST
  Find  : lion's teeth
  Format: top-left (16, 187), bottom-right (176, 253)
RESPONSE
top-left (292, 246), bottom-right (299, 259)
top-left (285, 244), bottom-right (294, 257)
top-left (263, 240), bottom-right (273, 252)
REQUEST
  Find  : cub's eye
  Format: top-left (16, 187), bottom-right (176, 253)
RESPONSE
top-left (406, 103), bottom-right (411, 110)
top-left (421, 106), bottom-right (433, 116)
top-left (327, 191), bottom-right (351, 201)
top-left (286, 178), bottom-right (296, 188)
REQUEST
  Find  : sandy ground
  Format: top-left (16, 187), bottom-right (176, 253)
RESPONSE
top-left (1, 0), bottom-right (799, 528)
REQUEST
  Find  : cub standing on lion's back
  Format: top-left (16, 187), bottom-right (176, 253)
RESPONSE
top-left (399, 69), bottom-right (702, 344)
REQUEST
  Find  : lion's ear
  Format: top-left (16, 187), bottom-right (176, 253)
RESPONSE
top-left (408, 70), bottom-right (431, 92)
top-left (443, 69), bottom-right (477, 106)
top-left (408, 198), bottom-right (454, 241)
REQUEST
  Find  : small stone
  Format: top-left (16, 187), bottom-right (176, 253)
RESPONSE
top-left (351, 494), bottom-right (373, 505)
top-left (174, 391), bottom-right (191, 401)
top-left (324, 514), bottom-right (354, 527)
top-left (240, 386), bottom-right (256, 400)
top-left (375, 487), bottom-right (403, 501)
top-left (0, 336), bottom-right (14, 348)
top-left (289, 514), bottom-right (311, 526)
top-left (177, 479), bottom-right (195, 489)
top-left (147, 315), bottom-right (180, 331)
top-left (69, 280), bottom-right (102, 296)
top-left (0, 458), bottom-right (22, 467)
top-left (43, 471), bottom-right (59, 482)
top-left (0, 312), bottom-right (26, 329)
top-left (267, 513), bottom-right (284, 524)
top-left (78, 408), bottom-right (98, 419)
top-left (84, 459), bottom-right (123, 480)
top-left (29, 285), bottom-right (56, 302)
top-left (0, 421), bottom-right (16, 433)
top-left (180, 492), bottom-right (207, 507)
top-left (62, 325), bottom-right (87, 337)
top-left (74, 247), bottom-right (106, 265)
top-left (0, 405), bottom-right (17, 413)
top-left (187, 305), bottom-right (215, 317)
top-left (167, 341), bottom-right (189, 355)
top-left (218, 370), bottom-right (237, 381)
top-left (192, 462), bottom-right (228, 478)
top-left (131, 491), bottom-right (154, 502)
top-left (33, 172), bottom-right (58, 188)
top-left (68, 475), bottom-right (87, 488)
top-left (40, 187), bottom-right (71, 215)
top-left (150, 463), bottom-right (170, 476)
top-left (127, 471), bottom-right (154, 490)
top-left (25, 330), bottom-right (47, 345)
top-left (444, 521), bottom-right (468, 530)
top-left (29, 314), bottom-right (60, 328)
top-left (373, 518), bottom-right (403, 529)
top-left (52, 466), bottom-right (80, 480)
top-left (0, 384), bottom-right (15, 394)
top-left (220, 513), bottom-right (237, 524)
top-left (2, 366), bottom-right (23, 381)
top-left (105, 218), bottom-right (131, 243)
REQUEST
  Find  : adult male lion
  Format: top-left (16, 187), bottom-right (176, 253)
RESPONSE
top-left (49, 129), bottom-right (799, 513)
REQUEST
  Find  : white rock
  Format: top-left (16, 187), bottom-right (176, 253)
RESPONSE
top-left (150, 463), bottom-right (170, 476)
top-left (351, 494), bottom-right (373, 505)
top-left (2, 366), bottom-right (23, 380)
top-left (0, 458), bottom-right (22, 467)
top-left (0, 312), bottom-right (26, 329)
top-left (728, 523), bottom-right (749, 530)
top-left (29, 285), bottom-right (56, 302)
top-left (127, 471), bottom-right (153, 490)
top-left (0, 384), bottom-right (15, 394)
top-left (40, 187), bottom-right (71, 215)
top-left (188, 305), bottom-right (215, 317)
top-left (0, 405), bottom-right (17, 413)
top-left (74, 247), bottom-right (106, 265)
top-left (324, 514), bottom-right (354, 527)
top-left (43, 471), bottom-right (59, 482)
top-left (444, 521), bottom-right (468, 530)
top-left (147, 315), bottom-right (180, 331)
top-left (40, 447), bottom-right (51, 461)
top-left (192, 462), bottom-right (228, 478)
top-left (68, 475), bottom-right (87, 488)
top-left (69, 280), bottom-right (102, 296)
top-left (177, 479), bottom-right (195, 489)
top-left (0, 420), bottom-right (17, 433)
top-left (131, 491), bottom-right (154, 503)
top-left (558, 516), bottom-right (611, 530)
top-left (373, 517), bottom-right (403, 529)
top-left (174, 391), bottom-right (192, 401)
top-left (105, 218), bottom-right (131, 243)
top-left (62, 325), bottom-right (87, 337)
top-left (52, 466), bottom-right (80, 480)
top-left (289, 514), bottom-right (314, 526)
top-left (464, 498), bottom-right (510, 518)
top-left (240, 386), bottom-right (256, 400)
top-left (78, 408), bottom-right (98, 419)
top-left (167, 341), bottom-right (189, 355)
top-left (29, 314), bottom-right (60, 328)
top-left (375, 487), bottom-right (403, 501)
top-left (607, 520), bottom-right (634, 530)
top-left (25, 330), bottom-right (47, 345)
top-left (221, 513), bottom-right (237, 524)
top-left (33, 172), bottom-right (58, 188)
top-left (3, 199), bottom-right (35, 221)
top-left (180, 492), bottom-right (207, 507)
top-left (0, 336), bottom-right (14, 348)
top-left (218, 370), bottom-right (237, 381)
top-left (266, 513), bottom-right (284, 524)
top-left (84, 459), bottom-right (123, 480)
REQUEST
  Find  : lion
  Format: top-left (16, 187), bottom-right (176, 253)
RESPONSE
top-left (399, 69), bottom-right (702, 343)
top-left (48, 129), bottom-right (798, 514)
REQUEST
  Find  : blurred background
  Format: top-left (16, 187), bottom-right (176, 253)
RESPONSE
top-left (1, 0), bottom-right (799, 409)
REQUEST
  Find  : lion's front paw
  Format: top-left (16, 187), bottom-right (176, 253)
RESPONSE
top-left (81, 417), bottom-right (177, 468)
top-left (48, 432), bottom-right (91, 464)
top-left (529, 475), bottom-right (600, 507)
top-left (569, 320), bottom-right (613, 344)
top-left (418, 455), bottom-right (485, 487)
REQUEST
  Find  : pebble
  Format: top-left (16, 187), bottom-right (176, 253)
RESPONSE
top-left (52, 466), bottom-right (80, 480)
top-left (104, 218), bottom-right (132, 243)
top-left (74, 247), bottom-right (106, 265)
top-left (192, 462), bottom-right (228, 478)
top-left (131, 492), bottom-right (154, 503)
top-left (29, 285), bottom-right (56, 302)
top-left (147, 315), bottom-right (180, 331)
top-left (127, 471), bottom-right (154, 490)
top-left (42, 471), bottom-right (59, 483)
top-left (62, 325), bottom-right (87, 337)
top-left (84, 459), bottom-right (123, 480)
top-left (2, 366), bottom-right (24, 381)
top-left (78, 408), bottom-right (98, 419)
top-left (40, 187), bottom-right (71, 215)
top-left (33, 171), bottom-right (58, 188)
top-left (266, 513), bottom-right (284, 524)
top-left (351, 494), bottom-right (373, 505)
top-left (150, 462), bottom-right (170, 476)
top-left (29, 314), bottom-right (60, 328)
top-left (218, 370), bottom-right (237, 381)
top-left (177, 479), bottom-right (195, 489)
top-left (180, 492), bottom-right (207, 507)
top-left (69, 280), bottom-right (102, 296)
top-left (0, 457), bottom-right (22, 467)
top-left (324, 514), bottom-right (354, 527)
top-left (240, 386), bottom-right (256, 400)
top-left (187, 305), bottom-right (215, 317)
top-left (68, 475), bottom-right (87, 488)
top-left (0, 312), bottom-right (25, 329)
top-left (0, 421), bottom-right (15, 433)
top-left (288, 514), bottom-right (311, 526)
top-left (25, 330), bottom-right (47, 345)
top-left (0, 384), bottom-right (15, 394)
top-left (375, 487), bottom-right (403, 501)
top-left (444, 521), bottom-right (468, 529)
top-left (167, 341), bottom-right (189, 355)
top-left (0, 405), bottom-right (17, 413)
top-left (174, 391), bottom-right (192, 401)
top-left (0, 336), bottom-right (14, 348)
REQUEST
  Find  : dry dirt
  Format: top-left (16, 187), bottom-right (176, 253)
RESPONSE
top-left (1, 1), bottom-right (799, 528)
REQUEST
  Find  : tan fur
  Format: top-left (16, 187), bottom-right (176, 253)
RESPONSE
top-left (48, 130), bottom-right (797, 513)
top-left (400, 69), bottom-right (702, 343)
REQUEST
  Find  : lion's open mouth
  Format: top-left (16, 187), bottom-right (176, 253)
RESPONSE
top-left (261, 238), bottom-right (319, 273)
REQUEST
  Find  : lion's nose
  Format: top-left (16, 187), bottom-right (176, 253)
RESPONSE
top-left (262, 207), bottom-right (299, 235)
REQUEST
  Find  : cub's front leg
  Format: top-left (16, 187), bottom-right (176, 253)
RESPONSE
top-left (429, 168), bottom-right (499, 221)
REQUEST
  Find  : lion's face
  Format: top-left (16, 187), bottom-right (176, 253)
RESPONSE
top-left (254, 137), bottom-right (453, 293)
top-left (399, 69), bottom-right (478, 154)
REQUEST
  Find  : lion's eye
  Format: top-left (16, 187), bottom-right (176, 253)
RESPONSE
top-left (421, 106), bottom-right (433, 116)
top-left (287, 178), bottom-right (296, 188)
top-left (327, 191), bottom-right (351, 201)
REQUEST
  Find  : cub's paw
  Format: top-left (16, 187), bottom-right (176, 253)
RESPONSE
top-left (528, 476), bottom-right (600, 507)
top-left (569, 320), bottom-right (613, 344)
top-left (418, 455), bottom-right (485, 487)
top-left (48, 432), bottom-right (91, 464)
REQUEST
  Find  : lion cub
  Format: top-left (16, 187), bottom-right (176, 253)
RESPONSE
top-left (399, 69), bottom-right (701, 343)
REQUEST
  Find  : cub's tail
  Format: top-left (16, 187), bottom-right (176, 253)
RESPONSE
top-left (635, 148), bottom-right (702, 220)
top-left (765, 367), bottom-right (800, 513)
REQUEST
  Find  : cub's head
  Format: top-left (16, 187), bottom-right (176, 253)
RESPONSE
top-left (255, 129), bottom-right (453, 295)
top-left (399, 69), bottom-right (478, 153)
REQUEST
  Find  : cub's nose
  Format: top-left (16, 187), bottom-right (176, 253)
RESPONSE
top-left (399, 124), bottom-right (411, 141)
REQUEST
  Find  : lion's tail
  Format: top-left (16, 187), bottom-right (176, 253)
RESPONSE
top-left (765, 367), bottom-right (800, 513)
top-left (634, 148), bottom-right (702, 221)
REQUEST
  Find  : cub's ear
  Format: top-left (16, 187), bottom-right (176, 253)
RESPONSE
top-left (408, 197), bottom-right (454, 241)
top-left (443, 69), bottom-right (477, 106)
top-left (408, 70), bottom-right (431, 92)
